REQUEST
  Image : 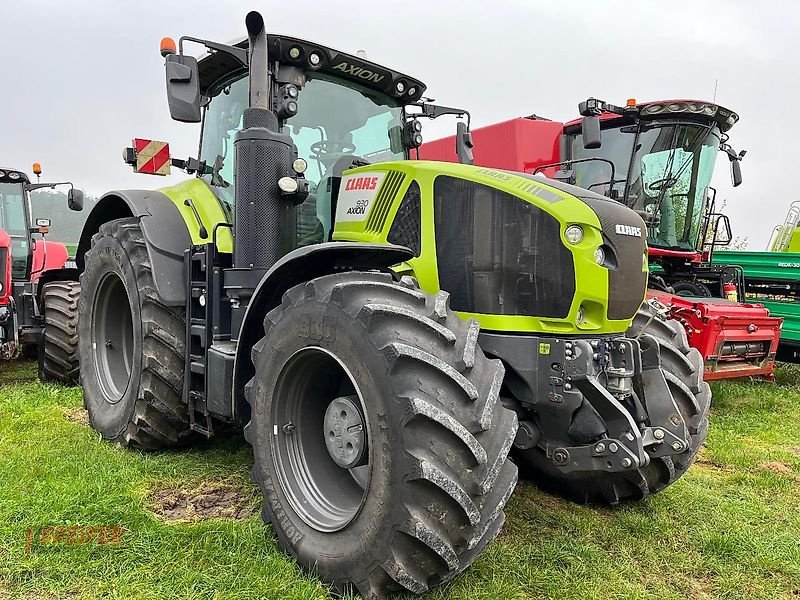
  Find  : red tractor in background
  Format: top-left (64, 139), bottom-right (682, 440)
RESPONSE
top-left (422, 98), bottom-right (782, 380)
top-left (0, 164), bottom-right (84, 382)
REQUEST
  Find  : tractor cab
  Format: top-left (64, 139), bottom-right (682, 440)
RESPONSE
top-left (151, 34), bottom-right (470, 249)
top-left (562, 99), bottom-right (742, 265)
top-left (0, 169), bottom-right (34, 282)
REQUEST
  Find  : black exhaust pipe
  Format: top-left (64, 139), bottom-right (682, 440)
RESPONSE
top-left (245, 11), bottom-right (270, 112)
top-left (233, 11), bottom-right (294, 271)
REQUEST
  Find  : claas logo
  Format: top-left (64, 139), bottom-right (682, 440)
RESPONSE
top-left (344, 176), bottom-right (379, 191)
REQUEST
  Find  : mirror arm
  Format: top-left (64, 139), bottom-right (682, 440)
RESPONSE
top-left (178, 36), bottom-right (249, 67)
top-left (409, 102), bottom-right (470, 126)
top-left (26, 181), bottom-right (75, 192)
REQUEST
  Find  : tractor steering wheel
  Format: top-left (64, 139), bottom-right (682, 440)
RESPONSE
top-left (647, 177), bottom-right (678, 192)
top-left (310, 140), bottom-right (357, 158)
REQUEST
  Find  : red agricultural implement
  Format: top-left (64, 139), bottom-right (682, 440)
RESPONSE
top-left (422, 99), bottom-right (782, 380)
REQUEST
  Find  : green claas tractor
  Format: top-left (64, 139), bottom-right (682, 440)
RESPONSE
top-left (75, 12), bottom-right (709, 597)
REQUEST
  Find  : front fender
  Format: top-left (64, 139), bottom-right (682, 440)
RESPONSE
top-left (76, 190), bottom-right (191, 306)
top-left (230, 241), bottom-right (413, 422)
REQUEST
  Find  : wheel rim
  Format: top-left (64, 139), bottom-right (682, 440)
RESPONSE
top-left (92, 272), bottom-right (134, 403)
top-left (271, 346), bottom-right (371, 532)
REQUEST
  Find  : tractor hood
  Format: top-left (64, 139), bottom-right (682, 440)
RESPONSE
top-left (332, 161), bottom-right (648, 334)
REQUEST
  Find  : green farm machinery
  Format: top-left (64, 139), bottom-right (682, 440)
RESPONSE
top-left (714, 202), bottom-right (800, 362)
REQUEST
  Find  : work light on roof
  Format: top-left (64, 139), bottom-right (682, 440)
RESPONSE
top-left (8, 172), bottom-right (20, 180)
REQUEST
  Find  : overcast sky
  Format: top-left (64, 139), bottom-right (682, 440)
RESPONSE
top-left (1, 0), bottom-right (796, 248)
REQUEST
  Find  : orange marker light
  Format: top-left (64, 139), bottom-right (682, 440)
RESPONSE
top-left (626, 98), bottom-right (637, 107)
top-left (160, 37), bottom-right (177, 57)
top-left (32, 162), bottom-right (42, 175)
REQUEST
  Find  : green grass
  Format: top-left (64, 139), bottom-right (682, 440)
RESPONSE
top-left (1, 362), bottom-right (799, 600)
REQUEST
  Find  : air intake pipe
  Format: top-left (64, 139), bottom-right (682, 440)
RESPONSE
top-left (233, 11), bottom-right (295, 270)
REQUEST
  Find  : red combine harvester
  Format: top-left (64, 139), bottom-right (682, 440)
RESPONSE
top-left (421, 99), bottom-right (782, 380)
top-left (0, 164), bottom-right (84, 382)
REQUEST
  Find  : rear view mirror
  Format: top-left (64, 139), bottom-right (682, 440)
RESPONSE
top-left (730, 159), bottom-right (742, 187)
top-left (713, 214), bottom-right (732, 245)
top-left (165, 54), bottom-right (202, 123)
top-left (68, 188), bottom-right (84, 211)
top-left (456, 121), bottom-right (474, 165)
top-left (582, 115), bottom-right (602, 149)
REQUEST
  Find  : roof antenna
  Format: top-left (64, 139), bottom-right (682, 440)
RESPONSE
top-left (713, 78), bottom-right (718, 103)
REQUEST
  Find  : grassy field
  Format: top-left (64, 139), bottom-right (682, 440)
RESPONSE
top-left (1, 361), bottom-right (799, 600)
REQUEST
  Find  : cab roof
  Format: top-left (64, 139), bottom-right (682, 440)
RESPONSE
top-left (0, 168), bottom-right (30, 184)
top-left (564, 99), bottom-right (739, 132)
top-left (197, 34), bottom-right (426, 104)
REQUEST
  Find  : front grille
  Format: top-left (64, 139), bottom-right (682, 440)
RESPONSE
top-left (387, 180), bottom-right (421, 256)
top-left (581, 196), bottom-right (648, 320)
top-left (433, 175), bottom-right (575, 317)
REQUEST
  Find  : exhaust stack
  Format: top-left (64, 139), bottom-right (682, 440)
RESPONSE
top-left (233, 11), bottom-right (294, 272)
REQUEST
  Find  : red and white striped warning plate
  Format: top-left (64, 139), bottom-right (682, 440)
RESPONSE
top-left (133, 139), bottom-right (171, 175)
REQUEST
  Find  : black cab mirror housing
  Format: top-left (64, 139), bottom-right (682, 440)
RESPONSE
top-left (581, 115), bottom-right (602, 149)
top-left (456, 121), bottom-right (474, 165)
top-left (730, 159), bottom-right (742, 187)
top-left (67, 188), bottom-right (84, 211)
top-left (165, 53), bottom-right (202, 123)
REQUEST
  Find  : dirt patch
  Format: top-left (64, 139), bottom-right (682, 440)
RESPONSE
top-left (789, 447), bottom-right (800, 458)
top-left (149, 479), bottom-right (257, 522)
top-left (63, 407), bottom-right (90, 426)
top-left (758, 461), bottom-right (795, 476)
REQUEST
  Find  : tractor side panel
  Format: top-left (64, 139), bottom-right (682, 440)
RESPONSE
top-left (30, 240), bottom-right (69, 283)
top-left (157, 178), bottom-right (234, 253)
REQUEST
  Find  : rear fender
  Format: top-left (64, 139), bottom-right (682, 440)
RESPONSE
top-left (76, 190), bottom-right (192, 306)
top-left (230, 242), bottom-right (413, 423)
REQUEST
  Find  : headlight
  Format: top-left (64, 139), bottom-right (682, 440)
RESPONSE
top-left (564, 225), bottom-right (584, 245)
top-left (594, 246), bottom-right (606, 265)
top-left (292, 157), bottom-right (308, 174)
top-left (577, 305), bottom-right (587, 325)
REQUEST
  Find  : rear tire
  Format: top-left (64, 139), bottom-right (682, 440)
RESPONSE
top-left (38, 281), bottom-right (80, 385)
top-left (79, 217), bottom-right (193, 450)
top-left (245, 272), bottom-right (518, 598)
top-left (517, 304), bottom-right (710, 505)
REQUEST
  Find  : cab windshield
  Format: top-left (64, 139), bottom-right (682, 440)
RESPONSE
top-left (570, 121), bottom-right (721, 251)
top-left (199, 71), bottom-right (404, 243)
top-left (0, 182), bottom-right (30, 278)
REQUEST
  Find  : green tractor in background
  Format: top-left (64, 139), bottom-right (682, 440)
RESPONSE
top-left (74, 12), bottom-right (709, 597)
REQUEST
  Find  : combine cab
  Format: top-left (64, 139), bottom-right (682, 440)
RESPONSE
top-left (0, 165), bottom-right (84, 382)
top-left (422, 100), bottom-right (783, 380)
top-left (713, 202), bottom-right (800, 363)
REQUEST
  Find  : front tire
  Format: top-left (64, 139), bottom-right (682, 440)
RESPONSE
top-left (38, 281), bottom-right (80, 385)
top-left (245, 272), bottom-right (518, 598)
top-left (517, 305), bottom-right (711, 505)
top-left (79, 218), bottom-right (193, 450)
